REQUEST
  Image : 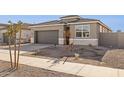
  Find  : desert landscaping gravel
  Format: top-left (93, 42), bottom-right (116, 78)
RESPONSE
top-left (29, 46), bottom-right (124, 69)
top-left (102, 49), bottom-right (124, 69)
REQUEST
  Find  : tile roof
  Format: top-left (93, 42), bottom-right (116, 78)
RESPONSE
top-left (30, 16), bottom-right (111, 31)
top-left (31, 18), bottom-right (99, 26)
top-left (31, 20), bottom-right (63, 26)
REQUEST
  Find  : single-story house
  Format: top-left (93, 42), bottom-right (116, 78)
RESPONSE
top-left (0, 23), bottom-right (33, 44)
top-left (0, 23), bottom-right (8, 43)
top-left (30, 15), bottom-right (112, 46)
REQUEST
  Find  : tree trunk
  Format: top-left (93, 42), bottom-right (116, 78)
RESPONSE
top-left (14, 32), bottom-right (17, 68)
top-left (8, 36), bottom-right (13, 68)
top-left (17, 28), bottom-right (22, 69)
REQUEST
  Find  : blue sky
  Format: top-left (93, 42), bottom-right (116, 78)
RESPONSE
top-left (0, 15), bottom-right (124, 32)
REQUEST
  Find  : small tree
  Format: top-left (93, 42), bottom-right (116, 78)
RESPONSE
top-left (6, 21), bottom-right (22, 70)
top-left (6, 21), bottom-right (13, 68)
top-left (16, 21), bottom-right (22, 68)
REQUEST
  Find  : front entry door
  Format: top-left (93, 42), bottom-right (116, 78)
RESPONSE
top-left (66, 36), bottom-right (70, 45)
top-left (64, 27), bottom-right (70, 45)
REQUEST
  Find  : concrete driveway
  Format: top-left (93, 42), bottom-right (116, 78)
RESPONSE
top-left (20, 44), bottom-right (53, 52)
top-left (0, 43), bottom-right (53, 54)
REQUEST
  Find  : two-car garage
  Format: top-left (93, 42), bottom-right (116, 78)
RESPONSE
top-left (31, 24), bottom-right (64, 45)
top-left (35, 30), bottom-right (59, 45)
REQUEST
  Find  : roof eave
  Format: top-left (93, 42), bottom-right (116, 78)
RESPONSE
top-left (68, 21), bottom-right (112, 31)
top-left (97, 21), bottom-right (112, 31)
top-left (29, 24), bottom-right (65, 28)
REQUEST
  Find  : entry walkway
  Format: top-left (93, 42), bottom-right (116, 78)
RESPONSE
top-left (0, 49), bottom-right (124, 77)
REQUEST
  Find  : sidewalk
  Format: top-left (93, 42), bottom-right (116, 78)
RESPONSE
top-left (0, 49), bottom-right (124, 77)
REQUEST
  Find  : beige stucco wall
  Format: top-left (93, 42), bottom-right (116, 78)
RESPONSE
top-left (0, 29), bottom-right (32, 43)
top-left (99, 32), bottom-right (124, 48)
top-left (69, 23), bottom-right (99, 46)
top-left (0, 29), bottom-right (8, 43)
top-left (16, 29), bottom-right (32, 43)
top-left (118, 33), bottom-right (124, 48)
top-left (30, 23), bottom-right (100, 46)
top-left (99, 33), bottom-right (118, 48)
top-left (0, 25), bottom-right (6, 43)
top-left (69, 23), bottom-right (99, 39)
top-left (0, 33), bottom-right (2, 43)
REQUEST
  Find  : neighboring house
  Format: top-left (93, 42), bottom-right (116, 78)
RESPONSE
top-left (0, 23), bottom-right (8, 43)
top-left (0, 23), bottom-right (33, 44)
top-left (30, 15), bottom-right (112, 46)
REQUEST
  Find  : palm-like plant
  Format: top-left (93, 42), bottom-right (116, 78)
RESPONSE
top-left (6, 21), bottom-right (13, 68)
top-left (6, 21), bottom-right (22, 69)
top-left (16, 21), bottom-right (22, 68)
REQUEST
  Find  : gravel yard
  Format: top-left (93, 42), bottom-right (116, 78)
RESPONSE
top-left (33, 45), bottom-right (108, 61)
top-left (67, 49), bottom-right (124, 69)
top-left (102, 49), bottom-right (124, 69)
top-left (0, 60), bottom-right (77, 77)
top-left (29, 45), bottom-right (124, 69)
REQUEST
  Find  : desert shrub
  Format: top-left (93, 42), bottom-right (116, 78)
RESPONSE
top-left (88, 44), bottom-right (93, 47)
top-left (95, 51), bottom-right (105, 56)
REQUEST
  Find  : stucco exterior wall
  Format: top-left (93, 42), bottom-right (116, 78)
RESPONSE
top-left (31, 22), bottom-right (115, 46)
top-left (16, 30), bottom-right (32, 43)
top-left (0, 33), bottom-right (2, 43)
top-left (0, 25), bottom-right (7, 43)
top-left (0, 29), bottom-right (32, 43)
top-left (31, 23), bottom-right (100, 46)
top-left (69, 23), bottom-right (99, 39)
top-left (0, 29), bottom-right (7, 43)
top-left (69, 23), bottom-right (99, 46)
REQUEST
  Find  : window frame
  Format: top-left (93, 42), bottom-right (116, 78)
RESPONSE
top-left (76, 31), bottom-right (82, 38)
top-left (75, 24), bottom-right (90, 38)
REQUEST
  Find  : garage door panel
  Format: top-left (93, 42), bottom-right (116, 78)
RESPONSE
top-left (36, 30), bottom-right (58, 44)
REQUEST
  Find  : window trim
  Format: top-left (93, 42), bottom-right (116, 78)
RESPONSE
top-left (75, 24), bottom-right (90, 38)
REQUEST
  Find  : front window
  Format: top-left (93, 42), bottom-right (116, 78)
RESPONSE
top-left (83, 32), bottom-right (90, 37)
top-left (75, 24), bottom-right (90, 38)
top-left (76, 32), bottom-right (82, 37)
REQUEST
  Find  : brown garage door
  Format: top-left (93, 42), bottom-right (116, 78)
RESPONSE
top-left (35, 30), bottom-right (58, 44)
